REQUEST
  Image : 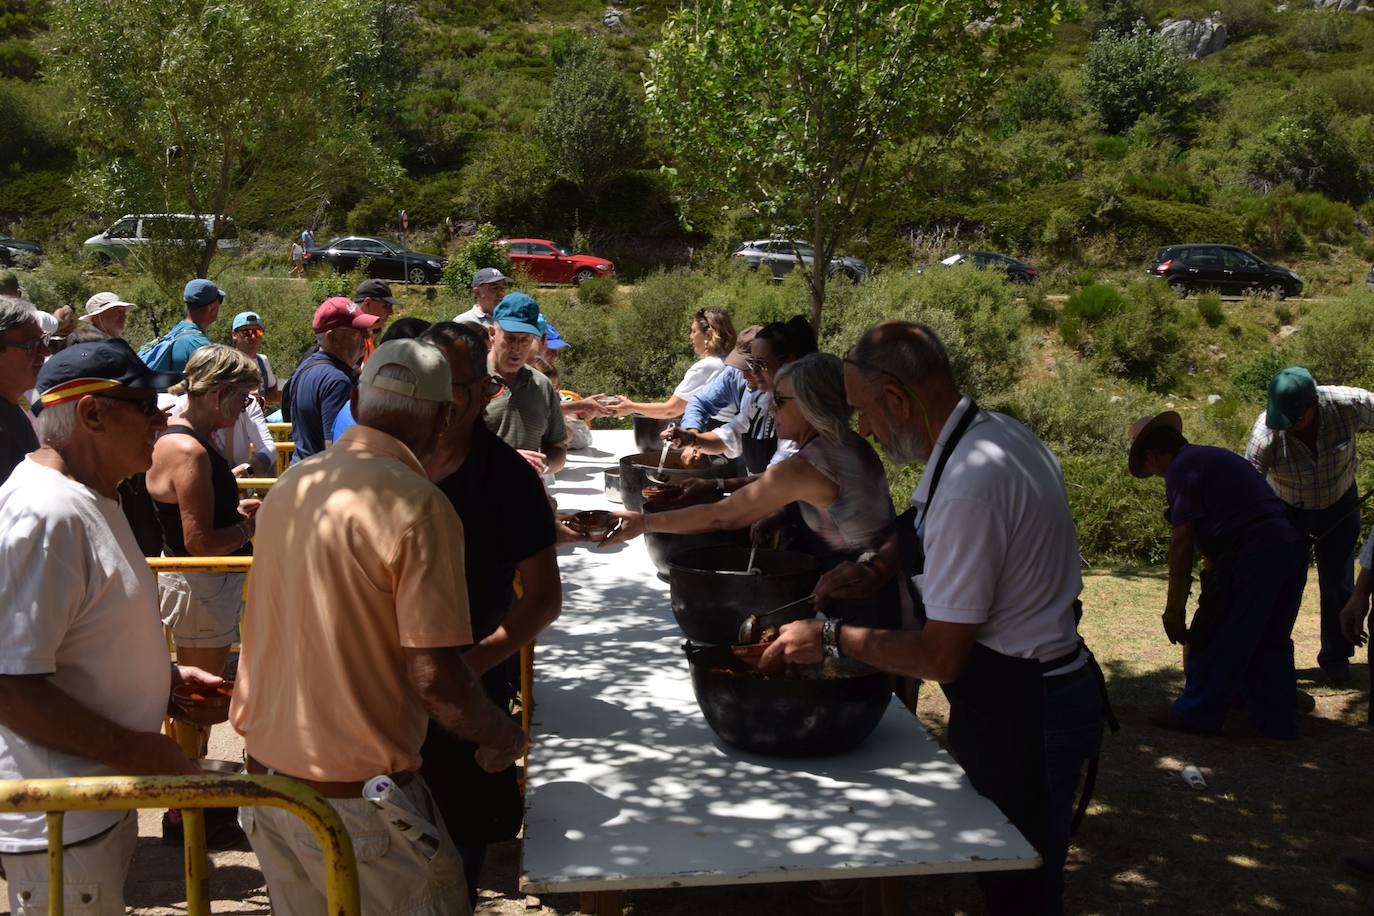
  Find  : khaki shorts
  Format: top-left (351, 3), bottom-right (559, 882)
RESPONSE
top-left (2, 811), bottom-right (137, 916)
top-left (242, 774), bottom-right (469, 916)
top-left (159, 570), bottom-right (245, 648)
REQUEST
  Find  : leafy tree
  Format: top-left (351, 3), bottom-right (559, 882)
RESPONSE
top-left (1242, 94), bottom-right (1372, 204)
top-left (537, 43), bottom-right (645, 196)
top-left (442, 222), bottom-right (514, 296)
top-left (49, 0), bottom-right (399, 277)
top-left (1082, 25), bottom-right (1193, 134)
top-left (645, 0), bottom-right (1066, 329)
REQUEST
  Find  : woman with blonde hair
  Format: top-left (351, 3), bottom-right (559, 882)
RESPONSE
top-left (147, 344), bottom-right (262, 681)
top-left (612, 306), bottom-right (737, 420)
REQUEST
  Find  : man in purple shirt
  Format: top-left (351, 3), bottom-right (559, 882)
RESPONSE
top-left (1129, 411), bottom-right (1308, 738)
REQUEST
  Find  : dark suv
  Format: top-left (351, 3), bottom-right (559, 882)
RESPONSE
top-left (1150, 245), bottom-right (1302, 299)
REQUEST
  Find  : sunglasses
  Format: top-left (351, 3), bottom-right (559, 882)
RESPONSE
top-left (235, 327), bottom-right (264, 338)
top-left (92, 393), bottom-right (164, 417)
top-left (457, 374), bottom-right (507, 400)
top-left (744, 356), bottom-right (770, 372)
top-left (1, 336), bottom-right (48, 355)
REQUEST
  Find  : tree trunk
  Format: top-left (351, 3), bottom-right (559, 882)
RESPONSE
top-left (809, 221), bottom-right (827, 333)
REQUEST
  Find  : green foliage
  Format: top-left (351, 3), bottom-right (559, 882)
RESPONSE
top-left (309, 257), bottom-right (373, 303)
top-left (457, 132), bottom-right (552, 228)
top-left (646, 0), bottom-right (1066, 325)
top-left (1241, 94), bottom-right (1372, 205)
top-left (1216, 0), bottom-right (1276, 40)
top-left (1064, 283), bottom-right (1126, 322)
top-left (1082, 25), bottom-right (1193, 133)
top-left (1062, 454), bottom-right (1169, 566)
top-left (1024, 283), bottom-right (1057, 326)
top-left (1293, 291), bottom-right (1374, 389)
top-left (1087, 0), bottom-right (1148, 36)
top-left (1070, 281), bottom-right (1186, 390)
top-left (441, 223), bottom-right (512, 296)
top-left (0, 37), bottom-right (40, 78)
top-left (1286, 9), bottom-right (1349, 53)
top-left (575, 274), bottom-right (617, 305)
top-left (536, 42), bottom-right (645, 193)
top-left (999, 361), bottom-right (1151, 456)
top-left (1195, 293), bottom-right (1224, 327)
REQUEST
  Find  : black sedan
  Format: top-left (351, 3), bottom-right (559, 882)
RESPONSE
top-left (939, 251), bottom-right (1038, 283)
top-left (1149, 244), bottom-right (1302, 299)
top-left (0, 234), bottom-right (43, 266)
top-left (304, 236), bottom-right (445, 285)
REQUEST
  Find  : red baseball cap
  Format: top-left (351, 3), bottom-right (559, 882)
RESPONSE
top-left (312, 296), bottom-right (382, 333)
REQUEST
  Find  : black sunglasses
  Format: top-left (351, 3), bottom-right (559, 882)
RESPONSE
top-left (92, 393), bottom-right (164, 417)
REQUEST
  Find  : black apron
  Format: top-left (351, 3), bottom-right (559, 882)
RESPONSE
top-left (739, 395), bottom-right (779, 477)
top-left (897, 404), bottom-right (1117, 891)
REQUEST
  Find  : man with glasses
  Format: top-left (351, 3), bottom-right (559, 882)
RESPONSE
top-left (484, 293), bottom-right (566, 477)
top-left (762, 321), bottom-right (1109, 916)
top-left (353, 279), bottom-right (398, 361)
top-left (230, 311), bottom-right (279, 406)
top-left (0, 298), bottom-right (45, 484)
top-left (454, 268), bottom-right (510, 331)
top-left (0, 338), bottom-right (224, 914)
top-left (419, 321), bottom-right (559, 907)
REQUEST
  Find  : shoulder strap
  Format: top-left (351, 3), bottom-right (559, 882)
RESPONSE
top-left (917, 400), bottom-right (980, 526)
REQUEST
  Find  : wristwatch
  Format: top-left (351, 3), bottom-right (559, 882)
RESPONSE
top-left (716, 478), bottom-right (727, 493)
top-left (822, 618), bottom-right (844, 659)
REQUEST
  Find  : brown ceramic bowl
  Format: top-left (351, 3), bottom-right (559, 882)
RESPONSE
top-left (567, 510), bottom-right (617, 540)
top-left (171, 681), bottom-right (234, 726)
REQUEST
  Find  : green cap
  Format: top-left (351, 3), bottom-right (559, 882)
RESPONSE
top-left (1266, 367), bottom-right (1317, 430)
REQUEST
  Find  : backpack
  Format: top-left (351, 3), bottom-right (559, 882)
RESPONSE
top-left (138, 324), bottom-right (201, 374)
top-left (280, 351), bottom-right (337, 423)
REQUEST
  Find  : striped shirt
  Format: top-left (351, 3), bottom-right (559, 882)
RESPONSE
top-left (1245, 385), bottom-right (1374, 510)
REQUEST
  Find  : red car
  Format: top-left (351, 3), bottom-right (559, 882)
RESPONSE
top-left (499, 238), bottom-right (615, 285)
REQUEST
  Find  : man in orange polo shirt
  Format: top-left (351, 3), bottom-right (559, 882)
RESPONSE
top-left (230, 339), bottom-right (528, 916)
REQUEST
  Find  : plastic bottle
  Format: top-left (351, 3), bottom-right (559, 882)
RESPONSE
top-left (1181, 765), bottom-right (1206, 790)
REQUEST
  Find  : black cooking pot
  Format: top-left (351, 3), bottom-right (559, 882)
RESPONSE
top-left (683, 641), bottom-right (892, 757)
top-left (669, 546), bottom-right (819, 644)
top-left (633, 415), bottom-right (675, 452)
top-left (619, 451), bottom-right (733, 512)
top-left (643, 504), bottom-right (748, 580)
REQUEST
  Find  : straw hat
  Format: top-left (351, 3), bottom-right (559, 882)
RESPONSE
top-left (1126, 410), bottom-right (1182, 478)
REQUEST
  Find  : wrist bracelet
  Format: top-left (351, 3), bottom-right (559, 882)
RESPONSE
top-left (822, 618), bottom-right (844, 659)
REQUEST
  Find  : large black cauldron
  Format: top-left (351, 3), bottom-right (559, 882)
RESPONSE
top-left (669, 546), bottom-right (819, 644)
top-left (633, 415), bottom-right (675, 452)
top-left (683, 641), bottom-right (892, 756)
top-left (643, 504), bottom-right (748, 580)
top-left (619, 451), bottom-right (733, 512)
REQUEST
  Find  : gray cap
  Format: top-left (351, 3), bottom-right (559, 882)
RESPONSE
top-left (471, 267), bottom-right (511, 289)
top-left (359, 339), bottom-right (452, 403)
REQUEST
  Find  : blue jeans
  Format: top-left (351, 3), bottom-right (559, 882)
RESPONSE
top-left (1289, 484), bottom-right (1357, 672)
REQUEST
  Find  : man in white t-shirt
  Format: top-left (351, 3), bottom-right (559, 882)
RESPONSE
top-left (453, 268), bottom-right (510, 330)
top-left (0, 338), bottom-right (225, 914)
top-left (762, 321), bottom-right (1111, 916)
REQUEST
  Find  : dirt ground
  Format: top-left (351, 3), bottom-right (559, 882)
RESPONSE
top-left (2, 570), bottom-right (1371, 914)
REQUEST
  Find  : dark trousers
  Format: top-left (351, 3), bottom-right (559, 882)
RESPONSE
top-left (1173, 535), bottom-right (1308, 738)
top-left (1290, 484), bottom-right (1358, 672)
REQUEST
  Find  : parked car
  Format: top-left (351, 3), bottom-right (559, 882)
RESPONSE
top-left (0, 234), bottom-right (43, 266)
top-left (732, 239), bottom-right (868, 282)
top-left (938, 251), bottom-right (1038, 283)
top-left (83, 214), bottom-right (240, 264)
top-left (499, 238), bottom-right (615, 285)
top-left (304, 236), bottom-right (445, 285)
top-left (1149, 244), bottom-right (1302, 299)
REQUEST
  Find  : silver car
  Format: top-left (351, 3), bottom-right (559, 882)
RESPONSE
top-left (732, 239), bottom-right (868, 282)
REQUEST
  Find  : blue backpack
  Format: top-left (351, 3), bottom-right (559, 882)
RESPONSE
top-left (137, 324), bottom-right (200, 374)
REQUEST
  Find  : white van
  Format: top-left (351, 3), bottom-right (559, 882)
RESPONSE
top-left (83, 214), bottom-right (241, 263)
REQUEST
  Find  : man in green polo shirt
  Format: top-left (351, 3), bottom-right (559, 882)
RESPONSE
top-left (485, 293), bottom-right (566, 477)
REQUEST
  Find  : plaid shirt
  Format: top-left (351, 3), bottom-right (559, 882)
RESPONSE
top-left (1245, 385), bottom-right (1374, 510)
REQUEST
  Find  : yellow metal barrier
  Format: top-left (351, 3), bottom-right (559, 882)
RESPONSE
top-left (267, 422), bottom-right (292, 441)
top-left (235, 477), bottom-right (277, 490)
top-left (0, 775), bottom-right (360, 916)
top-left (275, 441), bottom-right (294, 476)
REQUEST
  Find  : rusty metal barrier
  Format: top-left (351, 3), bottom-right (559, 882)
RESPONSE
top-left (0, 774), bottom-right (360, 916)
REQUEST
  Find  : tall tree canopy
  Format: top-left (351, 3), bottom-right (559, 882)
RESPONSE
top-left (646, 0), bottom-right (1067, 327)
top-left (51, 0), bottom-right (398, 276)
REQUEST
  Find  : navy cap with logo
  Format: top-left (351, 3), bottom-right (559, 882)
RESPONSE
top-left (37, 338), bottom-right (183, 407)
top-left (492, 292), bottom-right (542, 336)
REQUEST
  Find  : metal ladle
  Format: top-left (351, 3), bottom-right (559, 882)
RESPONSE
top-left (717, 543), bottom-right (763, 576)
top-left (647, 423), bottom-right (676, 485)
top-left (737, 593), bottom-right (816, 644)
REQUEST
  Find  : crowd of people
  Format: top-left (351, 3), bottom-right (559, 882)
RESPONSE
top-left (0, 265), bottom-right (1370, 915)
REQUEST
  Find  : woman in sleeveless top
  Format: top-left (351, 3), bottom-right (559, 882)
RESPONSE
top-left (611, 307), bottom-right (737, 419)
top-left (146, 345), bottom-right (262, 680)
top-left (602, 352), bottom-right (899, 628)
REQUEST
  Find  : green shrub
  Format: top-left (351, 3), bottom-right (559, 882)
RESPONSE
top-left (457, 132), bottom-right (553, 227)
top-left (1217, 0), bottom-right (1277, 39)
top-left (998, 361), bottom-right (1152, 456)
top-left (1064, 283), bottom-right (1126, 322)
top-left (310, 258), bottom-right (372, 303)
top-left (441, 223), bottom-right (513, 296)
top-left (575, 274), bottom-right (618, 305)
top-left (0, 37), bottom-right (41, 79)
top-left (1062, 454), bottom-right (1170, 566)
top-left (1196, 293), bottom-right (1224, 327)
top-left (1229, 343), bottom-right (1291, 397)
top-left (1090, 282), bottom-right (1186, 390)
top-left (1294, 292), bottom-right (1374, 389)
top-left (1242, 95), bottom-right (1370, 204)
top-left (536, 42), bottom-right (645, 193)
top-left (1024, 283), bottom-right (1057, 326)
top-left (17, 259), bottom-right (96, 313)
top-left (1082, 25), bottom-right (1194, 133)
top-left (1286, 10), bottom-right (1349, 53)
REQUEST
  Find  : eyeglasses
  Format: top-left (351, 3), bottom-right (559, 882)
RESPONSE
top-left (92, 393), bottom-right (164, 417)
top-left (456, 374), bottom-right (507, 400)
top-left (1, 336), bottom-right (48, 355)
top-left (235, 327), bottom-right (264, 338)
top-left (842, 355), bottom-right (918, 402)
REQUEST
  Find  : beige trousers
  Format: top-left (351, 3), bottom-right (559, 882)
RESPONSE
top-left (1, 811), bottom-right (137, 916)
top-left (241, 774), bottom-right (469, 916)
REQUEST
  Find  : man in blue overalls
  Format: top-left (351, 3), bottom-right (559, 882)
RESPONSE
top-left (763, 320), bottom-right (1110, 916)
top-left (1128, 411), bottom-right (1308, 738)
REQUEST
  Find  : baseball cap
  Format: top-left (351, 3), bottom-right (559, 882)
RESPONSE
top-left (493, 292), bottom-right (542, 336)
top-left (1266, 367), bottom-right (1317, 430)
top-left (725, 325), bottom-right (763, 371)
top-left (232, 311), bottom-right (264, 332)
top-left (37, 338), bottom-right (182, 406)
top-left (543, 320), bottom-right (569, 349)
top-left (184, 278), bottom-right (226, 309)
top-left (84, 291), bottom-right (135, 318)
top-left (312, 296), bottom-right (382, 333)
top-left (353, 278), bottom-right (397, 304)
top-left (359, 339), bottom-right (451, 403)
top-left (32, 310), bottom-right (58, 338)
top-left (471, 267), bottom-right (511, 289)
